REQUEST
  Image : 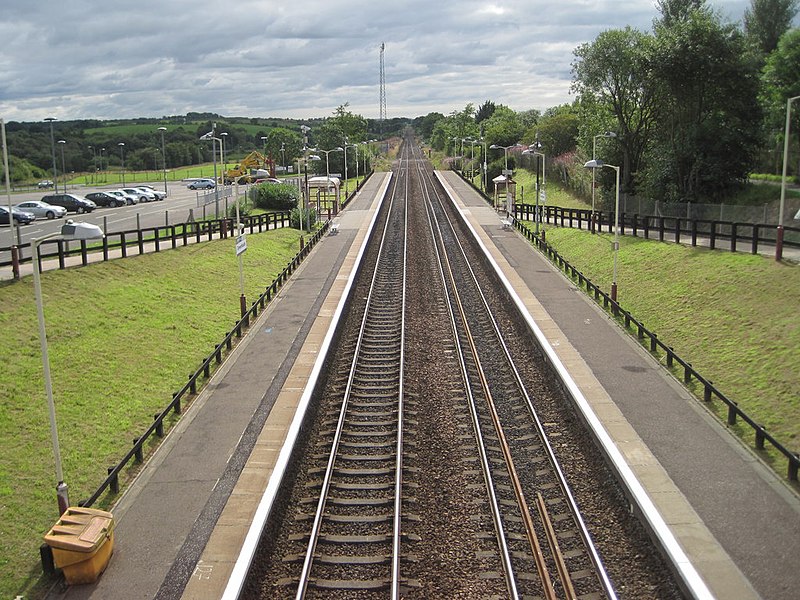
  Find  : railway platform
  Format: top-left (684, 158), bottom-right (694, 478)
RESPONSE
top-left (48, 169), bottom-right (799, 600)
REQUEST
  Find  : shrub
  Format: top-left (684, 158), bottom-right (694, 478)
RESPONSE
top-left (249, 183), bottom-right (299, 211)
top-left (290, 206), bottom-right (317, 230)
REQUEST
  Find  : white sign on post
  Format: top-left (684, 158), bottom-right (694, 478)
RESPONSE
top-left (235, 234), bottom-right (247, 256)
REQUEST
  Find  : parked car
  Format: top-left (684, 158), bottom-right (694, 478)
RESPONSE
top-left (0, 205), bottom-right (36, 225)
top-left (188, 179), bottom-right (215, 190)
top-left (138, 185), bottom-right (166, 200)
top-left (40, 193), bottom-right (97, 213)
top-left (254, 178), bottom-right (281, 184)
top-left (85, 191), bottom-right (126, 208)
top-left (37, 180), bottom-right (54, 188)
top-left (122, 187), bottom-right (155, 202)
top-left (108, 190), bottom-right (138, 205)
top-left (13, 200), bottom-right (67, 219)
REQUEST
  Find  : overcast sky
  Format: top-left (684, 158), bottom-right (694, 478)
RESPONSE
top-left (0, 1), bottom-right (765, 123)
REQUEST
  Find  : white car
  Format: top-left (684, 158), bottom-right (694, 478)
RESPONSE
top-left (188, 179), bottom-right (216, 190)
top-left (138, 185), bottom-right (166, 200)
top-left (13, 200), bottom-right (67, 219)
top-left (108, 190), bottom-right (138, 205)
top-left (122, 187), bottom-right (155, 203)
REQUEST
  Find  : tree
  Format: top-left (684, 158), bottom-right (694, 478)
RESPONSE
top-left (644, 10), bottom-right (763, 202)
top-left (475, 101), bottom-right (496, 124)
top-left (744, 0), bottom-right (799, 55)
top-left (530, 105), bottom-right (579, 159)
top-left (481, 106), bottom-right (524, 148)
top-left (655, 0), bottom-right (707, 26)
top-left (572, 27), bottom-right (661, 192)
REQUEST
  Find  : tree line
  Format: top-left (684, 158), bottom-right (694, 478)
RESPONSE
top-left (419, 0), bottom-right (800, 207)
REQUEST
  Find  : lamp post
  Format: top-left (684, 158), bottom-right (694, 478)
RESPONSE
top-left (118, 142), bottom-right (125, 186)
top-left (480, 137), bottom-right (488, 191)
top-left (592, 131), bottom-right (617, 233)
top-left (33, 220), bottom-right (105, 514)
top-left (312, 147), bottom-right (343, 212)
top-left (280, 142), bottom-right (286, 176)
top-left (220, 132), bottom-right (228, 183)
top-left (584, 159), bottom-right (621, 307)
top-left (523, 144), bottom-right (545, 235)
top-left (343, 136), bottom-right (349, 197)
top-left (2, 119), bottom-right (15, 243)
top-left (100, 148), bottom-right (105, 183)
top-left (57, 140), bottom-right (66, 192)
top-left (87, 146), bottom-right (94, 185)
top-left (777, 95), bottom-right (800, 261)
top-left (200, 127), bottom-right (221, 216)
top-left (158, 126), bottom-right (168, 195)
top-left (45, 117), bottom-right (58, 192)
top-left (490, 143), bottom-right (516, 211)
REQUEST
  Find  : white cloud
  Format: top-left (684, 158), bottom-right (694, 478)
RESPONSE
top-left (0, 0), bottom-right (766, 122)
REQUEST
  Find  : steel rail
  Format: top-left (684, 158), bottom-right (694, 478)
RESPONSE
top-left (294, 153), bottom-right (408, 598)
top-left (412, 151), bottom-right (521, 599)
top-left (427, 164), bottom-right (618, 599)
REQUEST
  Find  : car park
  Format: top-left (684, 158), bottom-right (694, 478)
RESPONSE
top-left (13, 200), bottom-right (67, 219)
top-left (137, 185), bottom-right (166, 200)
top-left (122, 187), bottom-right (156, 202)
top-left (85, 191), bottom-right (127, 208)
top-left (0, 206), bottom-right (36, 225)
top-left (108, 190), bottom-right (138, 205)
top-left (187, 179), bottom-right (216, 190)
top-left (40, 193), bottom-right (97, 213)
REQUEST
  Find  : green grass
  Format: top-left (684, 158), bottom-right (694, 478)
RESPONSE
top-left (0, 227), bottom-right (303, 599)
top-left (530, 224), bottom-right (800, 460)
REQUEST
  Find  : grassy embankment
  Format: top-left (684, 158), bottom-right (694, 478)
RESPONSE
top-left (0, 227), bottom-right (303, 599)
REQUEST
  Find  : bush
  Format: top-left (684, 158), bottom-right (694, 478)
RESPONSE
top-left (290, 206), bottom-right (317, 230)
top-left (249, 183), bottom-right (299, 211)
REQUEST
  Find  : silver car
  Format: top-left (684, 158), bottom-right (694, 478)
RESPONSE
top-left (13, 200), bottom-right (67, 219)
top-left (109, 190), bottom-right (138, 205)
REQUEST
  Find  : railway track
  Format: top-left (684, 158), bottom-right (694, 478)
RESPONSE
top-left (236, 135), bottom-right (685, 599)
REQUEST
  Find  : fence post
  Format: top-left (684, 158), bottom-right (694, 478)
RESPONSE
top-left (10, 245), bottom-right (20, 279)
top-left (730, 223), bottom-right (737, 253)
top-left (710, 222), bottom-right (716, 249)
top-left (751, 225), bottom-right (759, 255)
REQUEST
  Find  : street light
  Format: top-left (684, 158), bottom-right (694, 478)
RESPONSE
top-left (592, 131), bottom-right (617, 233)
top-left (33, 220), bottom-right (105, 514)
top-left (777, 95), bottom-right (800, 261)
top-left (280, 142), bottom-right (286, 175)
top-left (220, 132), bottom-right (228, 179)
top-left (479, 137), bottom-right (488, 191)
top-left (312, 147), bottom-right (343, 211)
top-left (158, 127), bottom-right (168, 195)
top-left (57, 140), bottom-right (66, 192)
top-left (99, 148), bottom-right (105, 183)
top-left (118, 142), bottom-right (125, 186)
top-left (522, 143), bottom-right (546, 235)
top-left (45, 117), bottom-right (58, 193)
top-left (584, 159), bottom-right (621, 307)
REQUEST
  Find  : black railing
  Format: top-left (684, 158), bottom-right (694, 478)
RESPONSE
top-left (509, 215), bottom-right (799, 482)
top-left (79, 220), bottom-right (331, 508)
top-left (513, 204), bottom-right (800, 255)
top-left (1, 211), bottom-right (293, 272)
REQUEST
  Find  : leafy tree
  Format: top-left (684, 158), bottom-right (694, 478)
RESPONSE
top-left (481, 105), bottom-right (524, 148)
top-left (761, 28), bottom-right (800, 174)
top-left (475, 101), bottom-right (497, 124)
top-left (744, 0), bottom-right (799, 55)
top-left (655, 0), bottom-right (707, 26)
top-left (530, 105), bottom-right (580, 158)
top-left (413, 112), bottom-right (444, 140)
top-left (644, 10), bottom-right (762, 202)
top-left (572, 27), bottom-right (661, 192)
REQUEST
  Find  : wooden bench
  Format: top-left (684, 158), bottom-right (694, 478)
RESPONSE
top-left (501, 218), bottom-right (513, 230)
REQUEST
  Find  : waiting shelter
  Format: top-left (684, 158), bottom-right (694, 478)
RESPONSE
top-left (307, 176), bottom-right (341, 218)
top-left (492, 174), bottom-right (516, 214)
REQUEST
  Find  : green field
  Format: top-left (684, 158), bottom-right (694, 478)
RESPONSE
top-left (0, 227), bottom-right (303, 599)
top-left (527, 225), bottom-right (800, 462)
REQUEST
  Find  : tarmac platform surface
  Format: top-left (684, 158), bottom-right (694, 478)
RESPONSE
top-left (49, 170), bottom-right (800, 600)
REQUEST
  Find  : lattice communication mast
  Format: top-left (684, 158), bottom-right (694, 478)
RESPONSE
top-left (379, 42), bottom-right (386, 132)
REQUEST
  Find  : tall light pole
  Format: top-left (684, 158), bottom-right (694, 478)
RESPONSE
top-left (100, 147), bottom-right (105, 183)
top-left (312, 147), bottom-right (343, 211)
top-left (118, 142), bottom-right (125, 186)
top-left (592, 131), bottom-right (617, 234)
top-left (300, 125), bottom-right (311, 232)
top-left (158, 126), bottom-right (168, 195)
top-left (45, 117), bottom-right (58, 192)
top-left (200, 127), bottom-right (222, 216)
top-left (57, 140), bottom-right (66, 192)
top-left (777, 95), bottom-right (800, 261)
top-left (343, 136), bottom-right (350, 197)
top-left (490, 143), bottom-right (516, 211)
top-left (220, 132), bottom-right (228, 184)
top-left (585, 159), bottom-right (621, 306)
top-left (33, 220), bottom-right (105, 514)
top-left (480, 137), bottom-right (488, 191)
top-left (523, 144), bottom-right (546, 234)
top-left (2, 119), bottom-right (14, 242)
top-left (280, 142), bottom-right (286, 176)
